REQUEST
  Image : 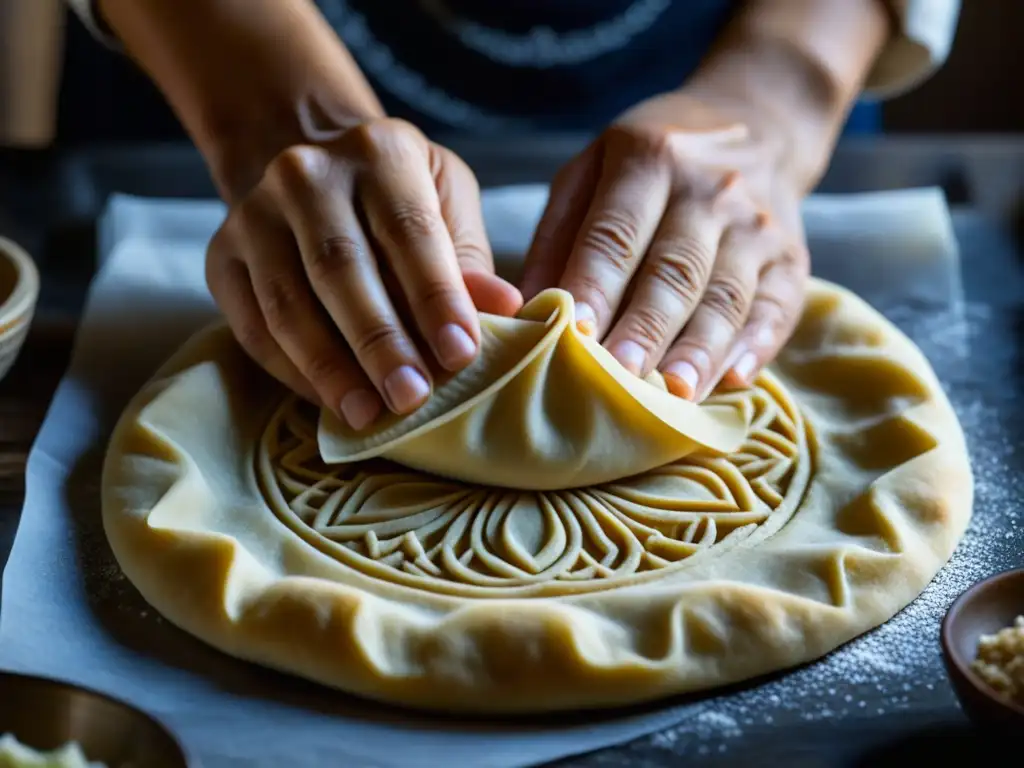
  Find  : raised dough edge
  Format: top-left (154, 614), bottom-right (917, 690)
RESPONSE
top-left (100, 278), bottom-right (973, 713)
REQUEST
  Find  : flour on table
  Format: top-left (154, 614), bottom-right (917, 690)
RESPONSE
top-left (645, 299), bottom-right (1019, 755)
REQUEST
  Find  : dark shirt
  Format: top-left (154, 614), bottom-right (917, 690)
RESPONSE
top-left (57, 0), bottom-right (878, 144)
top-left (319, 0), bottom-right (735, 134)
top-left (318, 0), bottom-right (878, 135)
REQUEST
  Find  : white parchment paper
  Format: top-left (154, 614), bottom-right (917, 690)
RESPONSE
top-left (0, 187), bottom-right (960, 768)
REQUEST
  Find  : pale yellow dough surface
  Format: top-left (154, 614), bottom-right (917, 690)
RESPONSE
top-left (318, 289), bottom-right (748, 489)
top-left (101, 280), bottom-right (973, 713)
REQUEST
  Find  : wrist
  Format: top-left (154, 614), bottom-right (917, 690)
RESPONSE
top-left (679, 40), bottom-right (841, 193)
top-left (201, 85), bottom-right (383, 202)
top-left (99, 0), bottom-right (385, 202)
top-left (677, 0), bottom-right (888, 192)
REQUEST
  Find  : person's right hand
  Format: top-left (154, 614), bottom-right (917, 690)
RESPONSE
top-left (206, 118), bottom-right (523, 431)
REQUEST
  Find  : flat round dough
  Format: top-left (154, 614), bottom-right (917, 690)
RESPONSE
top-left (101, 279), bottom-right (973, 714)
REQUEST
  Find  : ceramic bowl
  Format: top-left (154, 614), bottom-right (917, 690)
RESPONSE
top-left (0, 670), bottom-right (194, 766)
top-left (0, 236), bottom-right (39, 382)
top-left (941, 567), bottom-right (1024, 731)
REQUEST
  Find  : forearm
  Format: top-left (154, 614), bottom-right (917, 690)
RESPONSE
top-left (98, 0), bottom-right (384, 200)
top-left (680, 0), bottom-right (890, 192)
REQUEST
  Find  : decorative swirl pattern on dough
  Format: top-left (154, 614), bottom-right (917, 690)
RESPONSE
top-left (258, 371), bottom-right (811, 596)
top-left (102, 279), bottom-right (973, 714)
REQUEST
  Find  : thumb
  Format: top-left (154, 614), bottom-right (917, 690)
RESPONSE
top-left (463, 270), bottom-right (523, 317)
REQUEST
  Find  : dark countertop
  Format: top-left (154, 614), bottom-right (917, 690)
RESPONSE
top-left (1, 136), bottom-right (1022, 767)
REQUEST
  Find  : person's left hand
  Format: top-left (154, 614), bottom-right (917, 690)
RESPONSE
top-left (520, 92), bottom-right (810, 401)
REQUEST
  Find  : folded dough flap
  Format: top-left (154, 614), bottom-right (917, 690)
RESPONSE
top-left (318, 289), bottom-right (747, 490)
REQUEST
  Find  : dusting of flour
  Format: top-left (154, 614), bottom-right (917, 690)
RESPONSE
top-left (644, 300), bottom-right (1024, 754)
top-left (82, 301), bottom-right (1018, 759)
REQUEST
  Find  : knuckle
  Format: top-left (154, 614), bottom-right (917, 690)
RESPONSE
top-left (580, 209), bottom-right (642, 270)
top-left (306, 234), bottom-right (365, 280)
top-left (529, 227), bottom-right (557, 254)
top-left (778, 243), bottom-right (810, 274)
top-left (754, 291), bottom-right (790, 320)
top-left (646, 239), bottom-right (714, 302)
top-left (454, 240), bottom-right (491, 271)
top-left (550, 149), bottom-right (592, 192)
top-left (217, 202), bottom-right (257, 248)
top-left (204, 249), bottom-right (230, 296)
top-left (233, 318), bottom-right (274, 361)
top-left (571, 273), bottom-right (613, 319)
top-left (417, 278), bottom-right (465, 311)
top-left (622, 305), bottom-right (674, 349)
top-left (709, 169), bottom-right (749, 206)
top-left (607, 124), bottom-right (674, 163)
top-left (440, 146), bottom-right (478, 189)
top-left (702, 276), bottom-right (749, 328)
top-left (206, 226), bottom-right (234, 269)
top-left (388, 202), bottom-right (442, 244)
top-left (346, 117), bottom-right (422, 159)
top-left (353, 320), bottom-right (405, 360)
top-left (264, 144), bottom-right (328, 195)
top-left (749, 291), bottom-right (795, 337)
top-left (302, 349), bottom-right (348, 386)
top-left (258, 274), bottom-right (301, 329)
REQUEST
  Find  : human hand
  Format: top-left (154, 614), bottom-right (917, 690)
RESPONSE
top-left (206, 118), bottom-right (523, 430)
top-left (520, 93), bottom-right (810, 401)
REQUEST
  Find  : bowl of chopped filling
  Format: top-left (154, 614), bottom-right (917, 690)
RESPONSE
top-left (0, 671), bottom-right (194, 767)
top-left (942, 567), bottom-right (1024, 729)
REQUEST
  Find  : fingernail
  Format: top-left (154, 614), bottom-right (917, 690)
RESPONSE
top-left (575, 302), bottom-right (597, 336)
top-left (731, 351), bottom-right (759, 384)
top-left (610, 340), bottom-right (647, 375)
top-left (436, 323), bottom-right (477, 370)
top-left (663, 361), bottom-right (700, 400)
top-left (340, 388), bottom-right (381, 431)
top-left (384, 366), bottom-right (430, 413)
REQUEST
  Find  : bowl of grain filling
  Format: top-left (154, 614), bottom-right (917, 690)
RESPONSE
top-left (942, 567), bottom-right (1024, 729)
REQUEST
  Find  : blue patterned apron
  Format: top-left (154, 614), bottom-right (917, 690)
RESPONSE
top-left (316, 0), bottom-right (879, 136)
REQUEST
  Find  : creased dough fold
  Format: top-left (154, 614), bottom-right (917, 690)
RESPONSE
top-left (319, 288), bottom-right (747, 490)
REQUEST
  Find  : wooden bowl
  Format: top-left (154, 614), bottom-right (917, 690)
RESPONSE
top-left (0, 670), bottom-right (195, 766)
top-left (941, 567), bottom-right (1024, 731)
top-left (0, 236), bottom-right (39, 382)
